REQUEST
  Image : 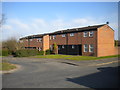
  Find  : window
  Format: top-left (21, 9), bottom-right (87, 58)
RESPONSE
top-left (50, 36), bottom-right (52, 40)
top-left (62, 34), bottom-right (66, 37)
top-left (20, 40), bottom-right (23, 43)
top-left (72, 45), bottom-right (75, 49)
top-left (38, 38), bottom-right (42, 42)
top-left (84, 44), bottom-right (88, 52)
top-left (89, 31), bottom-right (94, 37)
top-left (89, 44), bottom-right (94, 52)
top-left (62, 45), bottom-right (64, 49)
top-left (30, 39), bottom-right (32, 41)
top-left (50, 45), bottom-right (53, 50)
top-left (38, 47), bottom-right (41, 51)
top-left (58, 46), bottom-right (60, 50)
top-left (53, 35), bottom-right (56, 39)
top-left (83, 31), bottom-right (88, 37)
top-left (70, 33), bottom-right (74, 36)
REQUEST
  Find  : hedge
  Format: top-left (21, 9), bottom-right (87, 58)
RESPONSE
top-left (0, 49), bottom-right (9, 56)
top-left (14, 49), bottom-right (39, 57)
top-left (38, 51), bottom-right (44, 55)
top-left (45, 49), bottom-right (51, 55)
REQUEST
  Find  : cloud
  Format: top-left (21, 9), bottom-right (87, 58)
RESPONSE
top-left (1, 17), bottom-right (118, 41)
top-left (2, 25), bottom-right (13, 30)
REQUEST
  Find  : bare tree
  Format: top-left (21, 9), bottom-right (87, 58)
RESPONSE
top-left (0, 14), bottom-right (6, 27)
top-left (2, 37), bottom-right (24, 54)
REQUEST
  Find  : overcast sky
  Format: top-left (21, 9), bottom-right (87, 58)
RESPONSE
top-left (2, 2), bottom-right (118, 41)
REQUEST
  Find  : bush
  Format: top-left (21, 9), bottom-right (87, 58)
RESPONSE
top-left (45, 49), bottom-right (51, 55)
top-left (15, 49), bottom-right (39, 57)
top-left (38, 51), bottom-right (44, 55)
top-left (2, 49), bottom-right (9, 56)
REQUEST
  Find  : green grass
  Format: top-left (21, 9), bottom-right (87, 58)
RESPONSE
top-left (32, 54), bottom-right (119, 61)
top-left (0, 61), bottom-right (16, 71)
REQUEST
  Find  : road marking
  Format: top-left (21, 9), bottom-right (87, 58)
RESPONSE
top-left (90, 60), bottom-right (119, 66)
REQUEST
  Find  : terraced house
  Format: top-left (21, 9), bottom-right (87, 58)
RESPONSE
top-left (19, 24), bottom-right (118, 57)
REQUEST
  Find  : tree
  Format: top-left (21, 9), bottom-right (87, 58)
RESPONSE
top-left (53, 43), bottom-right (58, 54)
top-left (0, 14), bottom-right (6, 27)
top-left (2, 37), bottom-right (24, 54)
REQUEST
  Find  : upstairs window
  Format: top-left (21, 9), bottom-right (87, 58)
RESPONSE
top-left (62, 34), bottom-right (66, 37)
top-left (89, 44), bottom-right (94, 52)
top-left (53, 35), bottom-right (56, 39)
top-left (84, 44), bottom-right (88, 52)
top-left (38, 38), bottom-right (42, 42)
top-left (70, 33), bottom-right (74, 36)
top-left (89, 31), bottom-right (94, 37)
top-left (20, 40), bottom-right (23, 43)
top-left (83, 31), bottom-right (88, 37)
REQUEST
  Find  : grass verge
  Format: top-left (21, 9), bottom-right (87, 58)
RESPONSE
top-left (32, 54), bottom-right (119, 61)
top-left (0, 62), bottom-right (16, 71)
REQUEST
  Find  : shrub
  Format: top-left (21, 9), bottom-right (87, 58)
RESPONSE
top-left (45, 49), bottom-right (51, 55)
top-left (38, 51), bottom-right (44, 55)
top-left (27, 49), bottom-right (39, 56)
top-left (2, 49), bottom-right (9, 56)
top-left (15, 49), bottom-right (39, 57)
top-left (53, 43), bottom-right (58, 54)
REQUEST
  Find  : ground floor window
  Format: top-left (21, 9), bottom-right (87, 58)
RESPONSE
top-left (62, 45), bottom-right (64, 49)
top-left (89, 44), bottom-right (94, 52)
top-left (50, 45), bottom-right (53, 50)
top-left (84, 44), bottom-right (88, 52)
top-left (72, 45), bottom-right (75, 49)
top-left (38, 47), bottom-right (41, 51)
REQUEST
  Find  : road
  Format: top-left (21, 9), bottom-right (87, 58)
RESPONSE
top-left (2, 57), bottom-right (119, 88)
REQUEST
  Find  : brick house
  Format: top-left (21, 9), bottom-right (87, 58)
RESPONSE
top-left (19, 24), bottom-right (118, 57)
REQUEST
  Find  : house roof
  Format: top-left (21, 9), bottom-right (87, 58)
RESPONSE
top-left (20, 24), bottom-right (106, 40)
top-left (50, 24), bottom-right (106, 35)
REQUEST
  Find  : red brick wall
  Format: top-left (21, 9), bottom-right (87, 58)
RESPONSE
top-left (97, 25), bottom-right (117, 57)
top-left (29, 38), bottom-right (43, 49)
top-left (49, 34), bottom-right (67, 45)
top-left (49, 31), bottom-right (97, 56)
top-left (43, 35), bottom-right (49, 51)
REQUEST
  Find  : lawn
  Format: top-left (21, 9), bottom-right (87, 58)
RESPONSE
top-left (32, 54), bottom-right (119, 61)
top-left (0, 61), bottom-right (16, 71)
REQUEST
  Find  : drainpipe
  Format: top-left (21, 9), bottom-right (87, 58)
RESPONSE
top-left (66, 32), bottom-right (69, 55)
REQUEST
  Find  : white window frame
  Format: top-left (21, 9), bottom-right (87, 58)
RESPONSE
top-left (50, 45), bottom-right (53, 50)
top-left (20, 40), bottom-right (23, 43)
top-left (53, 35), bottom-right (56, 39)
top-left (83, 31), bottom-right (88, 37)
top-left (62, 45), bottom-right (64, 49)
top-left (89, 31), bottom-right (94, 37)
top-left (38, 47), bottom-right (41, 51)
top-left (70, 33), bottom-right (74, 36)
top-left (58, 46), bottom-right (60, 50)
top-left (72, 45), bottom-right (75, 49)
top-left (62, 34), bottom-right (66, 37)
top-left (89, 44), bottom-right (94, 52)
top-left (50, 36), bottom-right (52, 40)
top-left (30, 39), bottom-right (32, 41)
top-left (84, 44), bottom-right (88, 52)
top-left (38, 38), bottom-right (42, 42)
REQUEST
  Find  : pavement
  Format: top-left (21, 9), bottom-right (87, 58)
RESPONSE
top-left (2, 56), bottom-right (119, 88)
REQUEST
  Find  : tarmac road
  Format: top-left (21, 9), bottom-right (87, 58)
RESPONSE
top-left (2, 57), bottom-right (119, 88)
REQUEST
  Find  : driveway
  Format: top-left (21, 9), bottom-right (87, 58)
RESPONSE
top-left (2, 57), bottom-right (119, 88)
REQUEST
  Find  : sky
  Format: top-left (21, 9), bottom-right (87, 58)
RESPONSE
top-left (1, 2), bottom-right (118, 41)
